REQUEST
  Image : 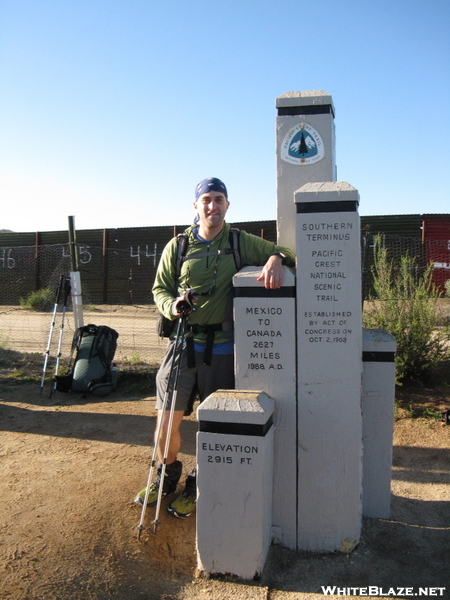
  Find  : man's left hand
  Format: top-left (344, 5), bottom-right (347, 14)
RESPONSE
top-left (257, 255), bottom-right (284, 289)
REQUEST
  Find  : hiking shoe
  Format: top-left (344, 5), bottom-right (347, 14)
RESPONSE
top-left (134, 460), bottom-right (183, 507)
top-left (134, 481), bottom-right (165, 507)
top-left (167, 473), bottom-right (197, 518)
top-left (166, 489), bottom-right (197, 518)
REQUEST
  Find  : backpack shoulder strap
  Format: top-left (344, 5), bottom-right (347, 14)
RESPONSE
top-left (229, 228), bottom-right (241, 271)
top-left (175, 233), bottom-right (189, 279)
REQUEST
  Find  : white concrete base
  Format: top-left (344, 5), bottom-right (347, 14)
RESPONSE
top-left (196, 390), bottom-right (274, 580)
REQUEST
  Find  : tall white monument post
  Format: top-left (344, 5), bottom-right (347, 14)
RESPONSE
top-left (276, 91), bottom-right (336, 251)
top-left (295, 181), bottom-right (363, 552)
top-left (362, 329), bottom-right (397, 518)
top-left (233, 266), bottom-right (297, 550)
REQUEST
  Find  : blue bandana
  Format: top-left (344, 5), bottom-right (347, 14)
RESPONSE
top-left (195, 177), bottom-right (228, 201)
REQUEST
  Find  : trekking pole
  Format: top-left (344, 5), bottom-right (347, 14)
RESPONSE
top-left (151, 314), bottom-right (188, 534)
top-left (136, 290), bottom-right (196, 539)
top-left (136, 315), bottom-right (187, 539)
top-left (40, 275), bottom-right (64, 394)
top-left (49, 277), bottom-right (71, 399)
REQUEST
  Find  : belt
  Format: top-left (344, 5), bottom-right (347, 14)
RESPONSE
top-left (186, 322), bottom-right (230, 367)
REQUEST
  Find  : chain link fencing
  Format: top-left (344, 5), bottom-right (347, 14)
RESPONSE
top-left (0, 236), bottom-right (449, 371)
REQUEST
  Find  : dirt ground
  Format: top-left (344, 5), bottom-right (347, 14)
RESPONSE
top-left (0, 380), bottom-right (449, 600)
top-left (0, 305), bottom-right (449, 599)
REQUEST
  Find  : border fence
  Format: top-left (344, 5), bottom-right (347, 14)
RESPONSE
top-left (0, 215), bottom-right (449, 365)
top-left (0, 220), bottom-right (277, 306)
top-left (0, 220), bottom-right (277, 364)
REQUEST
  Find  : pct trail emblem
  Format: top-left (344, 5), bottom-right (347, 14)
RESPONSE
top-left (281, 122), bottom-right (325, 165)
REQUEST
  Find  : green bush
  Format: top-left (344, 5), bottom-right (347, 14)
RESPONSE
top-left (445, 279), bottom-right (450, 298)
top-left (363, 235), bottom-right (450, 384)
top-left (19, 288), bottom-right (55, 312)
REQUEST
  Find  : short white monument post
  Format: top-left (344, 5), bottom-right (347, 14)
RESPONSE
top-left (295, 181), bottom-right (363, 552)
top-left (276, 90), bottom-right (336, 250)
top-left (196, 390), bottom-right (274, 580)
top-left (362, 329), bottom-right (397, 519)
top-left (233, 265), bottom-right (297, 550)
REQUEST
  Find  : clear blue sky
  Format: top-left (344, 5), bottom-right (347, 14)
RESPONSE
top-left (1, 0), bottom-right (449, 233)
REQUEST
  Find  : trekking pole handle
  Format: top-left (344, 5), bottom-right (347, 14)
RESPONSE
top-left (174, 288), bottom-right (197, 316)
top-left (55, 274), bottom-right (65, 305)
top-left (62, 277), bottom-right (72, 306)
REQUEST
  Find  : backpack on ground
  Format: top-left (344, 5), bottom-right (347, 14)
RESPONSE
top-left (156, 228), bottom-right (241, 338)
top-left (55, 324), bottom-right (119, 397)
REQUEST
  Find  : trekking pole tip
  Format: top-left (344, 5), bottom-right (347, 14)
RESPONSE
top-left (136, 524), bottom-right (145, 540)
top-left (151, 519), bottom-right (161, 534)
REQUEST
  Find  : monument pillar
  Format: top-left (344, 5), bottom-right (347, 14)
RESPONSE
top-left (233, 266), bottom-right (297, 549)
top-left (276, 90), bottom-right (336, 251)
top-left (362, 329), bottom-right (397, 519)
top-left (295, 181), bottom-right (363, 552)
top-left (196, 390), bottom-right (274, 579)
top-left (195, 92), bottom-right (397, 572)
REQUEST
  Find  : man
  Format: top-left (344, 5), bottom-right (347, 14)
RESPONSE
top-left (135, 177), bottom-right (295, 518)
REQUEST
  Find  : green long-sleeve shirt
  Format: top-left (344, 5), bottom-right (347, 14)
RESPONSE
top-left (152, 222), bottom-right (295, 345)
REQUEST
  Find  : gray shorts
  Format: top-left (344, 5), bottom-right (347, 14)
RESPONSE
top-left (155, 341), bottom-right (235, 415)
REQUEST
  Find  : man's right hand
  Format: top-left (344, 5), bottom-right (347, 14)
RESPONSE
top-left (171, 289), bottom-right (196, 316)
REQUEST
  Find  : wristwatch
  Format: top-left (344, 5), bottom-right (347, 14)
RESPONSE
top-left (270, 251), bottom-right (287, 264)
